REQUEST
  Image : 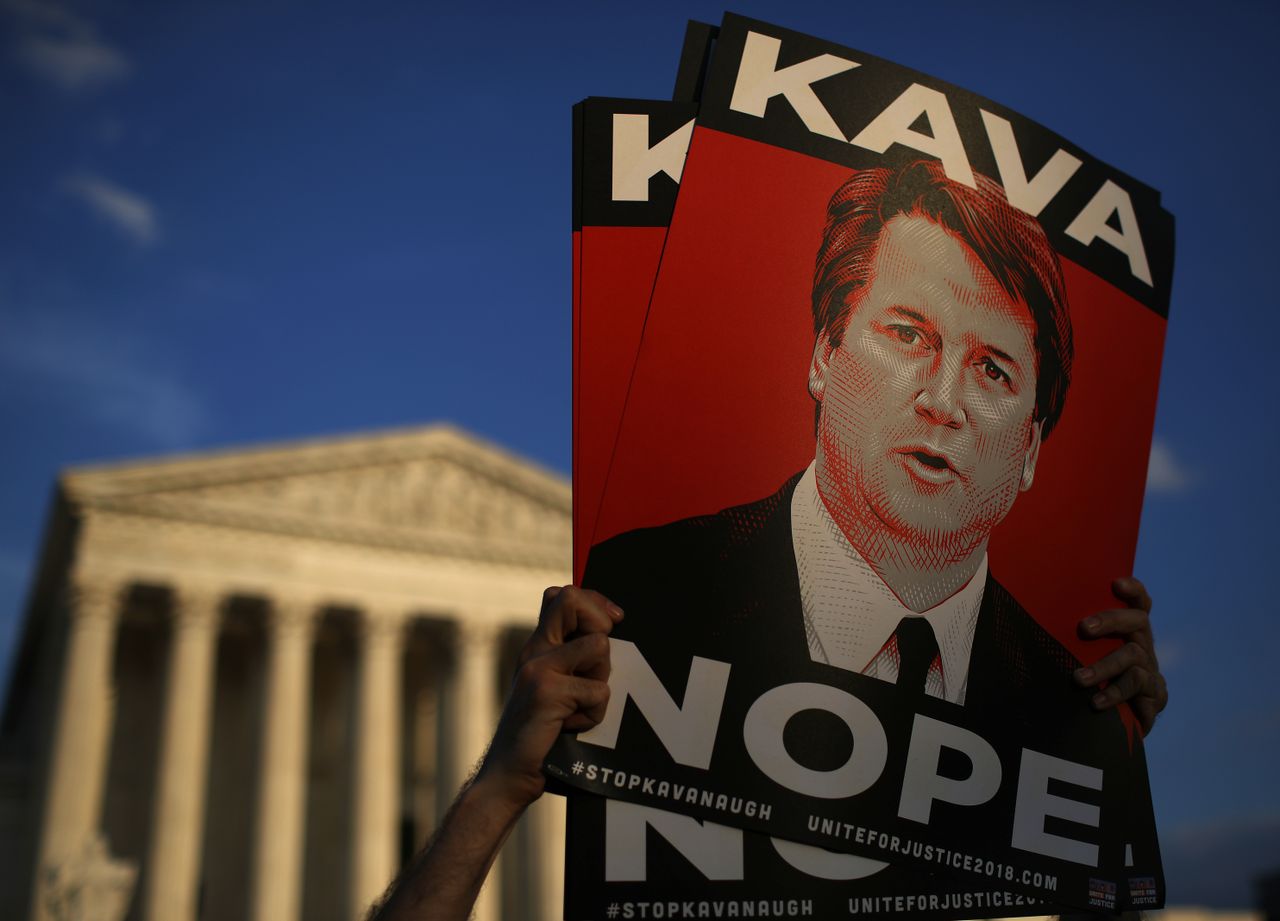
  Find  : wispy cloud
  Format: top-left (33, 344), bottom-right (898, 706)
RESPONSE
top-left (0, 309), bottom-right (209, 447)
top-left (1146, 438), bottom-right (1193, 494)
top-left (17, 30), bottom-right (130, 91)
top-left (3, 0), bottom-right (132, 92)
top-left (63, 173), bottom-right (160, 246)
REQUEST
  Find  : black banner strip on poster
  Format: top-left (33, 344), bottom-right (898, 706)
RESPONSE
top-left (696, 14), bottom-right (1174, 315)
top-left (578, 98), bottom-right (698, 229)
top-left (547, 628), bottom-right (1161, 911)
top-left (565, 794), bottom-right (1069, 921)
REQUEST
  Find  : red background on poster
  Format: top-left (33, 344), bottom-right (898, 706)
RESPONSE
top-left (574, 226), bottom-right (668, 583)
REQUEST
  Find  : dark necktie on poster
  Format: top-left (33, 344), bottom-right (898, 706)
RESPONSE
top-left (895, 617), bottom-right (938, 696)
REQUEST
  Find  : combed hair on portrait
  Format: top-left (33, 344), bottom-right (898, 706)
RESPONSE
top-left (811, 160), bottom-right (1074, 439)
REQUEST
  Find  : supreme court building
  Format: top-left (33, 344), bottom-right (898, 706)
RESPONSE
top-left (0, 425), bottom-right (572, 921)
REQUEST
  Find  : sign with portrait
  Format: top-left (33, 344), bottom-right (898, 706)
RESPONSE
top-left (555, 13), bottom-right (1172, 914)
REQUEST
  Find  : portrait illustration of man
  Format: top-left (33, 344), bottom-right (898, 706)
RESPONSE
top-left (585, 158), bottom-right (1087, 713)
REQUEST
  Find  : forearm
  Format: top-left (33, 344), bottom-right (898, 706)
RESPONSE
top-left (366, 586), bottom-right (617, 921)
top-left (367, 774), bottom-right (527, 921)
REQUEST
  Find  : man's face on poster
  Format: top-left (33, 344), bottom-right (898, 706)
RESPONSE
top-left (809, 213), bottom-right (1044, 552)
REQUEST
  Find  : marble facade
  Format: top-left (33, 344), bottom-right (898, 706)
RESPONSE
top-left (0, 425), bottom-right (571, 921)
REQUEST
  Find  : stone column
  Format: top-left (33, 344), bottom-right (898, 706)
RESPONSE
top-left (33, 575), bottom-right (127, 921)
top-left (535, 793), bottom-right (567, 921)
top-left (248, 597), bottom-right (319, 921)
top-left (141, 585), bottom-right (223, 921)
top-left (349, 607), bottom-right (406, 920)
top-left (446, 620), bottom-right (503, 921)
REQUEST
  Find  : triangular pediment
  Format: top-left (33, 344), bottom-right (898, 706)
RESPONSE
top-left (61, 425), bottom-right (571, 564)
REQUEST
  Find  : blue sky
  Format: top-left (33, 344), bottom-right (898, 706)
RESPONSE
top-left (2, 0), bottom-right (1278, 907)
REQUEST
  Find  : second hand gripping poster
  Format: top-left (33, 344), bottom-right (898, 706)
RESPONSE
top-left (557, 12), bottom-right (1173, 918)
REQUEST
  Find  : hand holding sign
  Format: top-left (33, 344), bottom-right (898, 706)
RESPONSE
top-left (369, 587), bottom-right (621, 921)
top-left (478, 586), bottom-right (622, 811)
top-left (1074, 576), bottom-right (1168, 734)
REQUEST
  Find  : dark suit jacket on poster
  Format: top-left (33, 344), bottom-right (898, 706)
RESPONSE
top-left (586, 472), bottom-right (1077, 723)
top-left (581, 473), bottom-right (1161, 876)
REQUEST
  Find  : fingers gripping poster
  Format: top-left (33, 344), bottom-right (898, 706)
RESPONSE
top-left (557, 13), bottom-right (1173, 916)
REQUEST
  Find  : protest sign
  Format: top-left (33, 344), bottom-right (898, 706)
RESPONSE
top-left (555, 13), bottom-right (1171, 911)
top-left (564, 76), bottom-right (1082, 920)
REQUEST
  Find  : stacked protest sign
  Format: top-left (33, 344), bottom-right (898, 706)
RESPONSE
top-left (572, 95), bottom-right (696, 587)
top-left (561, 13), bottom-right (1172, 919)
